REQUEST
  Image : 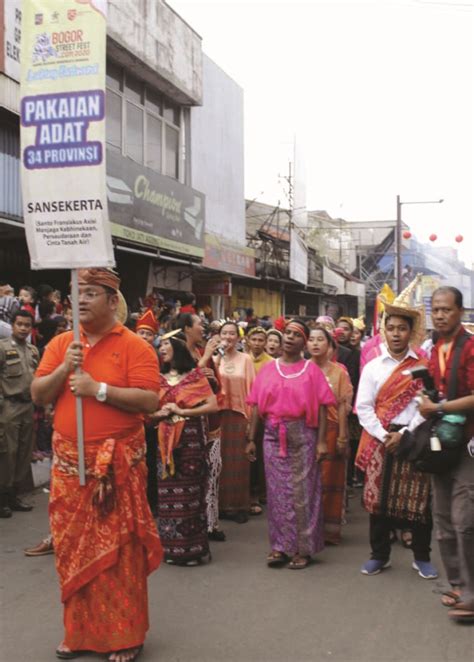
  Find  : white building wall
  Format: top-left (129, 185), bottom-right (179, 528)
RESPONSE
top-left (107, 0), bottom-right (202, 104)
top-left (190, 54), bottom-right (245, 245)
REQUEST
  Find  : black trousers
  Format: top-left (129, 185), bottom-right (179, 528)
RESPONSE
top-left (370, 514), bottom-right (432, 562)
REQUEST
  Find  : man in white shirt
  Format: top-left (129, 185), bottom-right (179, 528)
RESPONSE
top-left (356, 305), bottom-right (437, 579)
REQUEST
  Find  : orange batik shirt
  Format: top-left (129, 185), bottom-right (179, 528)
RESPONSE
top-left (36, 324), bottom-right (163, 605)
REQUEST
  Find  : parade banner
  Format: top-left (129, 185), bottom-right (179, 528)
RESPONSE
top-left (20, 0), bottom-right (114, 269)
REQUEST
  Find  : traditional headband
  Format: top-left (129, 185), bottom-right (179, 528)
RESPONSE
top-left (352, 318), bottom-right (366, 332)
top-left (316, 315), bottom-right (335, 330)
top-left (77, 268), bottom-right (120, 291)
top-left (285, 320), bottom-right (309, 341)
top-left (337, 316), bottom-right (354, 330)
top-left (247, 326), bottom-right (267, 338)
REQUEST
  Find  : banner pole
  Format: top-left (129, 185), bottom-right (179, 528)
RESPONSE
top-left (71, 269), bottom-right (86, 486)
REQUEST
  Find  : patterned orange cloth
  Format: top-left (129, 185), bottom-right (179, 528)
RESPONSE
top-left (50, 427), bottom-right (163, 606)
top-left (158, 369), bottom-right (213, 476)
top-left (63, 537), bottom-right (149, 653)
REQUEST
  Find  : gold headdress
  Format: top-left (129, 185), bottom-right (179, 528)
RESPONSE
top-left (379, 274), bottom-right (425, 346)
top-left (352, 316), bottom-right (366, 332)
top-left (161, 328), bottom-right (186, 342)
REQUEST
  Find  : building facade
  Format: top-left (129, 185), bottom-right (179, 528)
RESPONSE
top-left (0, 0), bottom-right (252, 317)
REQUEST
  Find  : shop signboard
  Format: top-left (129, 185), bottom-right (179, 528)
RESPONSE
top-left (107, 150), bottom-right (206, 259)
top-left (203, 233), bottom-right (255, 277)
top-left (289, 228), bottom-right (308, 285)
top-left (194, 277), bottom-right (231, 297)
top-left (20, 0), bottom-right (114, 269)
top-left (2, 0), bottom-right (22, 81)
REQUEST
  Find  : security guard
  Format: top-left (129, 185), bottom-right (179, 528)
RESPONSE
top-left (0, 309), bottom-right (39, 518)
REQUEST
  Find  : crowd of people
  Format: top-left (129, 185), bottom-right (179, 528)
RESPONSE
top-left (1, 272), bottom-right (473, 661)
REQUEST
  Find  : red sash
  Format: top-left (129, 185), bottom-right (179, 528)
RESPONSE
top-left (356, 353), bottom-right (425, 471)
top-left (158, 368), bottom-right (212, 476)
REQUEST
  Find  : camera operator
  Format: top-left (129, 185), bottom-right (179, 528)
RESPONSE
top-left (418, 286), bottom-right (474, 623)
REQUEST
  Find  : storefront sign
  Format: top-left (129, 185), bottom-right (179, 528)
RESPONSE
top-left (194, 277), bottom-right (232, 297)
top-left (203, 233), bottom-right (255, 276)
top-left (107, 150), bottom-right (206, 259)
top-left (20, 0), bottom-right (114, 269)
top-left (2, 0), bottom-right (22, 81)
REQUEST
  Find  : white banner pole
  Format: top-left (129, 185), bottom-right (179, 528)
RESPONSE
top-left (71, 269), bottom-right (86, 486)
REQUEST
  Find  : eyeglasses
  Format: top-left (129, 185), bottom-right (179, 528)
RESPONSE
top-left (75, 290), bottom-right (107, 302)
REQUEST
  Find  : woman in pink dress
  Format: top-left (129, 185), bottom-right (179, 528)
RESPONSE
top-left (247, 320), bottom-right (336, 569)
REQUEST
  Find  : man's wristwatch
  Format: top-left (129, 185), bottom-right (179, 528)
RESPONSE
top-left (95, 382), bottom-right (108, 402)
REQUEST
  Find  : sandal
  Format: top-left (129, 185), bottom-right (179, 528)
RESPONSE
top-left (108, 646), bottom-right (143, 662)
top-left (174, 553), bottom-right (211, 567)
top-left (401, 529), bottom-right (413, 549)
top-left (266, 551), bottom-right (288, 567)
top-left (448, 605), bottom-right (474, 622)
top-left (441, 590), bottom-right (462, 607)
top-left (249, 504), bottom-right (263, 516)
top-left (55, 644), bottom-right (82, 659)
top-left (287, 555), bottom-right (310, 570)
top-left (208, 529), bottom-right (226, 542)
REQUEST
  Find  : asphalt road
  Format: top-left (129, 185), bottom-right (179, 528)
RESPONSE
top-left (1, 489), bottom-right (473, 662)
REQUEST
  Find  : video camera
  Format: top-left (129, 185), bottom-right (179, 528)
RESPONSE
top-left (407, 366), bottom-right (439, 403)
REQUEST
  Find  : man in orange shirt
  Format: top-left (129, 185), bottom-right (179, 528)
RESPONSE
top-left (31, 268), bottom-right (163, 662)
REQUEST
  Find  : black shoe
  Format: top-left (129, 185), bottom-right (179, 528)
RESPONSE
top-left (0, 505), bottom-right (13, 518)
top-left (208, 529), bottom-right (226, 542)
top-left (9, 497), bottom-right (33, 512)
top-left (234, 511), bottom-right (249, 524)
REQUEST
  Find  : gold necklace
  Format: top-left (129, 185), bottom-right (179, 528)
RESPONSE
top-left (166, 369), bottom-right (182, 385)
top-left (222, 353), bottom-right (236, 374)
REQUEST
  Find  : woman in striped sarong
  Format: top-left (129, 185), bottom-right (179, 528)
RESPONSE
top-left (216, 322), bottom-right (256, 524)
top-left (156, 330), bottom-right (218, 566)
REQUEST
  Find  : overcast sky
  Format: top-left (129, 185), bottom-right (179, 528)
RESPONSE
top-left (169, 0), bottom-right (473, 264)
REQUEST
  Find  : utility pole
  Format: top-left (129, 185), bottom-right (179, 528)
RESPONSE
top-left (396, 194), bottom-right (402, 293)
top-left (395, 196), bottom-right (444, 294)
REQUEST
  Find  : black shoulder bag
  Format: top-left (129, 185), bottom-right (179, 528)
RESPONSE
top-left (396, 333), bottom-right (469, 474)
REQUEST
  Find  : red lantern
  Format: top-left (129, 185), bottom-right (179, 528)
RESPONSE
top-left (402, 231), bottom-right (412, 239)
top-left (455, 235), bottom-right (463, 243)
top-left (429, 233), bottom-right (437, 242)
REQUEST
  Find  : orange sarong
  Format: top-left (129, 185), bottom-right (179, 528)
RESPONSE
top-left (321, 421), bottom-right (346, 544)
top-left (49, 426), bottom-right (163, 653)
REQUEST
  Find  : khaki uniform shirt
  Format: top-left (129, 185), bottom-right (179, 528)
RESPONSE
top-left (0, 337), bottom-right (40, 403)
